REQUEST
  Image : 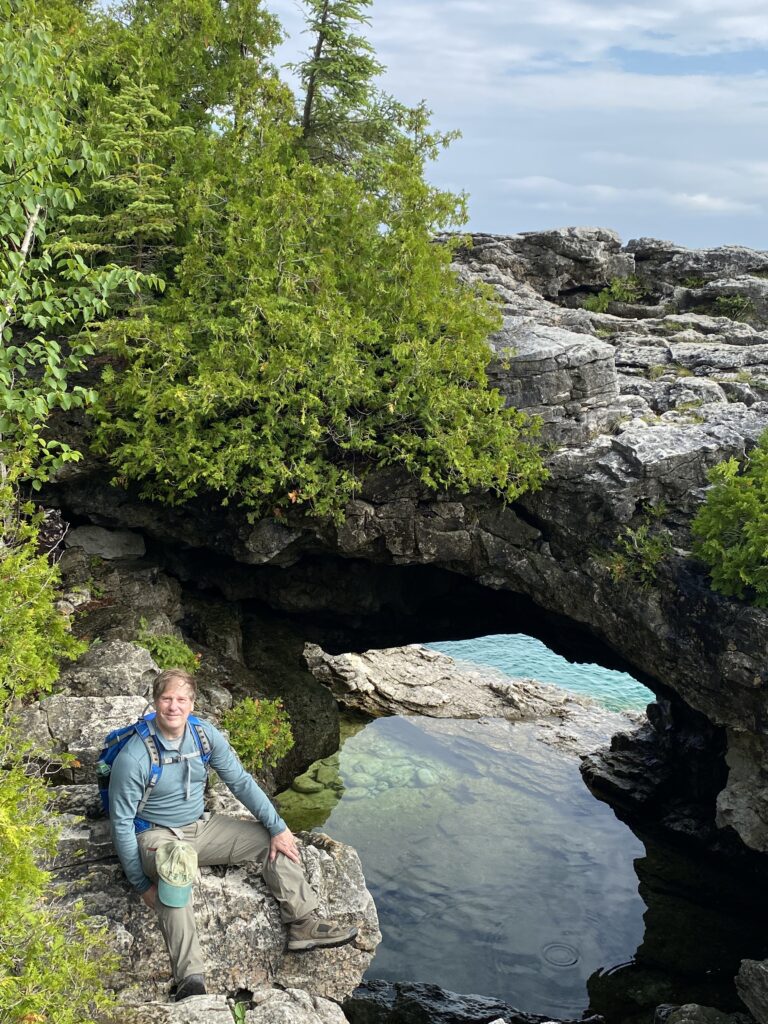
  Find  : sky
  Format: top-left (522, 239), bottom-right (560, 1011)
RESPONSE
top-left (266, 0), bottom-right (768, 252)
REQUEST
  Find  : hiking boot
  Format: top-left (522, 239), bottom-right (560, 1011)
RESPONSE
top-left (174, 974), bottom-right (207, 1001)
top-left (287, 916), bottom-right (358, 952)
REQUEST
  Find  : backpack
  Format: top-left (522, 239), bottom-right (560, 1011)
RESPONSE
top-left (97, 712), bottom-right (212, 825)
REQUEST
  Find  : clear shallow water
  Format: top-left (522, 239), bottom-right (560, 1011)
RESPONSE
top-left (278, 714), bottom-right (646, 1018)
top-left (426, 634), bottom-right (654, 712)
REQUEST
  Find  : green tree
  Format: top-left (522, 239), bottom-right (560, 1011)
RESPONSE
top-left (0, 6), bottom-right (156, 479)
top-left (93, 94), bottom-right (545, 518)
top-left (90, 3), bottom-right (545, 519)
top-left (692, 431), bottom-right (768, 606)
top-left (63, 60), bottom-right (191, 283)
top-left (297, 0), bottom-right (386, 166)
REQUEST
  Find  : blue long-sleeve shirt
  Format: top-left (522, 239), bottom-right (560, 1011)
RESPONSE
top-left (109, 719), bottom-right (286, 893)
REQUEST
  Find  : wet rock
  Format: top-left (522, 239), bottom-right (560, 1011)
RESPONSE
top-left (658, 1005), bottom-right (754, 1024)
top-left (342, 979), bottom-right (603, 1024)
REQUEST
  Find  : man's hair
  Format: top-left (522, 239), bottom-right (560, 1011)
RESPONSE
top-left (153, 669), bottom-right (197, 703)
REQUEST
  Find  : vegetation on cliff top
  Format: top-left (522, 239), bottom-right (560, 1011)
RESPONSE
top-left (48, 0), bottom-right (545, 521)
top-left (692, 429), bottom-right (768, 607)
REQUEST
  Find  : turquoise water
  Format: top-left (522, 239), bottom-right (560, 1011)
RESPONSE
top-left (278, 714), bottom-right (646, 1018)
top-left (426, 633), bottom-right (654, 712)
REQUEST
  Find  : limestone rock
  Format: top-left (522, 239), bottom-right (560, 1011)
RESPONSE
top-left (659, 1006), bottom-right (754, 1024)
top-left (43, 228), bottom-right (768, 859)
top-left (120, 995), bottom-right (234, 1023)
top-left (66, 524), bottom-right (146, 559)
top-left (716, 731), bottom-right (768, 854)
top-left (246, 987), bottom-right (348, 1023)
top-left (58, 640), bottom-right (158, 698)
top-left (737, 961), bottom-right (768, 1024)
top-left (58, 823), bottom-right (379, 1006)
top-left (343, 979), bottom-right (603, 1024)
top-left (303, 643), bottom-right (636, 755)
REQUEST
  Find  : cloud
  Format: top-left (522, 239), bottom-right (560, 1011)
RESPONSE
top-left (502, 176), bottom-right (761, 214)
top-left (265, 0), bottom-right (768, 248)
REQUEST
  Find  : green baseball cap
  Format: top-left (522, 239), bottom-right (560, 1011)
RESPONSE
top-left (156, 841), bottom-right (198, 908)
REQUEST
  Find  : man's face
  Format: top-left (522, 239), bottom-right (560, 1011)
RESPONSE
top-left (154, 681), bottom-right (195, 738)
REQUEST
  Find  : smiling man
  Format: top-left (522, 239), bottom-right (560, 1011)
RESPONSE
top-left (109, 668), bottom-right (357, 1002)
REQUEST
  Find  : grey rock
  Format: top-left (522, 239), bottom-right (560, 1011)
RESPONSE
top-left (343, 979), bottom-right (601, 1024)
top-left (304, 644), bottom-right (636, 755)
top-left (119, 995), bottom-right (234, 1023)
top-left (58, 823), bottom-right (379, 1006)
top-left (67, 524), bottom-right (146, 559)
top-left (737, 960), bottom-right (768, 1024)
top-left (661, 1006), bottom-right (753, 1024)
top-left (246, 987), bottom-right (348, 1024)
top-left (715, 732), bottom-right (768, 850)
top-left (17, 694), bottom-right (149, 776)
top-left (44, 229), bottom-right (768, 860)
top-left (58, 640), bottom-right (158, 698)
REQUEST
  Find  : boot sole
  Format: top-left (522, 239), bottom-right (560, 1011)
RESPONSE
top-left (286, 927), bottom-right (358, 952)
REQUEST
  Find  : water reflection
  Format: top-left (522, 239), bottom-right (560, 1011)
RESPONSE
top-left (277, 714), bottom-right (645, 1018)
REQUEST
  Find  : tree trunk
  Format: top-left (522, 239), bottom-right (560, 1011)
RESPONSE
top-left (301, 0), bottom-right (331, 138)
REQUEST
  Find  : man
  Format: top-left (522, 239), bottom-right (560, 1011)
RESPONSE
top-left (109, 667), bottom-right (358, 1002)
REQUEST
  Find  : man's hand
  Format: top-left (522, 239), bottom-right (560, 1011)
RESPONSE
top-left (141, 884), bottom-right (158, 910)
top-left (270, 827), bottom-right (301, 864)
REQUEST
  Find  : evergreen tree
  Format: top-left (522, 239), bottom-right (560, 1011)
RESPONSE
top-left (63, 59), bottom-right (191, 292)
top-left (92, 58), bottom-right (546, 518)
top-left (297, 0), bottom-right (384, 165)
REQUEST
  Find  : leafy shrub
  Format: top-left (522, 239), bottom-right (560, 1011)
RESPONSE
top-left (0, 481), bottom-right (86, 710)
top-left (221, 697), bottom-right (294, 773)
top-left (0, 736), bottom-right (118, 1023)
top-left (0, 477), bottom-right (116, 1022)
top-left (584, 276), bottom-right (643, 313)
top-left (692, 432), bottom-right (768, 605)
top-left (136, 618), bottom-right (199, 672)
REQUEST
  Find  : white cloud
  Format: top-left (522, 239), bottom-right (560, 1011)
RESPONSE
top-left (503, 176), bottom-right (760, 214)
top-left (265, 0), bottom-right (768, 248)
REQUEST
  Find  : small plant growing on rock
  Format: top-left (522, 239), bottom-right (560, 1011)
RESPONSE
top-left (136, 618), bottom-right (200, 672)
top-left (604, 523), bottom-right (673, 587)
top-left (221, 697), bottom-right (294, 773)
top-left (647, 364), bottom-right (668, 380)
top-left (712, 294), bottom-right (754, 323)
top-left (692, 431), bottom-right (768, 606)
top-left (584, 276), bottom-right (643, 313)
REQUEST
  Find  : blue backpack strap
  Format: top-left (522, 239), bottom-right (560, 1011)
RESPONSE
top-left (134, 717), bottom-right (163, 818)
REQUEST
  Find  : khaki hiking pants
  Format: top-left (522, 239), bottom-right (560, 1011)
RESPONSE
top-left (137, 813), bottom-right (318, 983)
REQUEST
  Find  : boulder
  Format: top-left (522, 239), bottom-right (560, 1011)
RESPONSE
top-left (658, 1006), bottom-right (753, 1024)
top-left (737, 961), bottom-right (768, 1024)
top-left (343, 980), bottom-right (603, 1024)
top-left (303, 643), bottom-right (636, 755)
top-left (66, 524), bottom-right (146, 559)
top-left (57, 822), bottom-right (379, 1006)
